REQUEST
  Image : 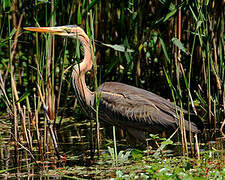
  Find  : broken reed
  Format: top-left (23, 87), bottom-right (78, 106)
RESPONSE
top-left (0, 0), bottom-right (224, 161)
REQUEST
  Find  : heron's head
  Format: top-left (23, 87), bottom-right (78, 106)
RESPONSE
top-left (25, 25), bottom-right (93, 72)
top-left (24, 25), bottom-right (90, 45)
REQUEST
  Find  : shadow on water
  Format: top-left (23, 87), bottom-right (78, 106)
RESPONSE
top-left (0, 115), bottom-right (224, 179)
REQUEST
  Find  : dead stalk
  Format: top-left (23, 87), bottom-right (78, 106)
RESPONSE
top-left (36, 83), bottom-right (61, 159)
top-left (194, 134), bottom-right (200, 160)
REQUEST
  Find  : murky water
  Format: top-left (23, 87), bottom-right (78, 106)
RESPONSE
top-left (0, 116), bottom-right (224, 179)
top-left (0, 116), bottom-right (91, 179)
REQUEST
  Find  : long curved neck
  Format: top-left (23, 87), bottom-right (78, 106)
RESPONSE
top-left (72, 35), bottom-right (94, 106)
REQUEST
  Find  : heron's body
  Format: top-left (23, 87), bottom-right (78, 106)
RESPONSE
top-left (25, 25), bottom-right (203, 143)
top-left (97, 82), bottom-right (201, 142)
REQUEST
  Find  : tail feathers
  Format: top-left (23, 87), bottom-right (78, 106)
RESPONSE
top-left (184, 113), bottom-right (204, 133)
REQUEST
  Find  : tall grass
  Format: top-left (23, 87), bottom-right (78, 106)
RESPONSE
top-left (0, 0), bottom-right (224, 162)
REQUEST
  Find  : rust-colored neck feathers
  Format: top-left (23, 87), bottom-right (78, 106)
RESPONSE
top-left (72, 28), bottom-right (94, 106)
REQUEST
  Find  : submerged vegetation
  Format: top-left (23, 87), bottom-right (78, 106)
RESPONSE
top-left (0, 0), bottom-right (224, 179)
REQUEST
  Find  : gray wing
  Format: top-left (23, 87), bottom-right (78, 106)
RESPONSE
top-left (98, 82), bottom-right (182, 132)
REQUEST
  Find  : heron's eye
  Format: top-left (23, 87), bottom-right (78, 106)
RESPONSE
top-left (64, 28), bottom-right (71, 34)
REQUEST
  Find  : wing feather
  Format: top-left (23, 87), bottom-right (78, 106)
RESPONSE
top-left (98, 82), bottom-right (180, 132)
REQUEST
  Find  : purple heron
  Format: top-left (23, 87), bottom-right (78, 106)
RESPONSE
top-left (24, 25), bottom-right (203, 143)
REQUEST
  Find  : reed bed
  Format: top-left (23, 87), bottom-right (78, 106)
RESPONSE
top-left (0, 0), bottom-right (224, 177)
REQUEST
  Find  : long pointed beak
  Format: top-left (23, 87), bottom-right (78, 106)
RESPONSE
top-left (24, 25), bottom-right (78, 36)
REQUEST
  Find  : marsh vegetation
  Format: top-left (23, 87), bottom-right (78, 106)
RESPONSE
top-left (0, 0), bottom-right (224, 179)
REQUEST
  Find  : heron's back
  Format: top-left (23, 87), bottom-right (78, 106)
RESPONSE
top-left (97, 82), bottom-right (203, 135)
